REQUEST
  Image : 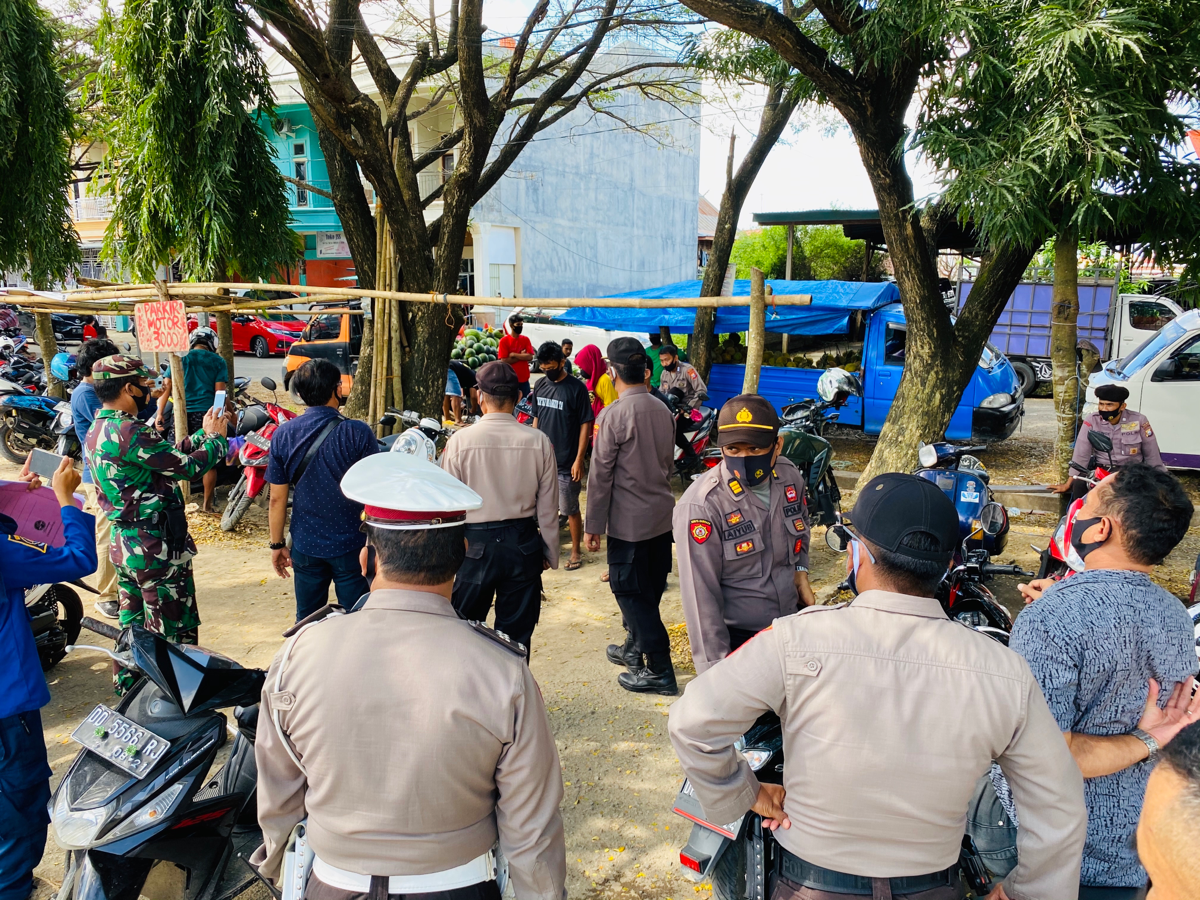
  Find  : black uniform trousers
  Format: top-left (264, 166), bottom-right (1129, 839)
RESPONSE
top-left (607, 531), bottom-right (673, 656)
top-left (452, 518), bottom-right (544, 651)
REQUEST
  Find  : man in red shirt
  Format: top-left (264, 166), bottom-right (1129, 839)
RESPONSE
top-left (498, 314), bottom-right (535, 399)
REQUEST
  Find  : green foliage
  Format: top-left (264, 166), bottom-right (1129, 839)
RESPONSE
top-left (728, 225), bottom-right (887, 282)
top-left (0, 0), bottom-right (79, 287)
top-left (919, 0), bottom-right (1200, 262)
top-left (94, 0), bottom-right (295, 281)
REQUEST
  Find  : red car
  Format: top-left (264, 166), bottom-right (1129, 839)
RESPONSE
top-left (230, 313), bottom-right (306, 357)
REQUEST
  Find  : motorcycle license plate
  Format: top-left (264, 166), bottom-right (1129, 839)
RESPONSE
top-left (246, 432), bottom-right (271, 451)
top-left (672, 779), bottom-right (745, 839)
top-left (70, 705), bottom-right (171, 779)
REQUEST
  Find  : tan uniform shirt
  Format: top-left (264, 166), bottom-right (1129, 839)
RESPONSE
top-left (1071, 409), bottom-right (1165, 471)
top-left (672, 456), bottom-right (811, 673)
top-left (668, 591), bottom-right (1086, 900)
top-left (253, 589), bottom-right (566, 900)
top-left (658, 361), bottom-right (708, 408)
top-left (441, 412), bottom-right (560, 568)
top-left (584, 385), bottom-right (675, 541)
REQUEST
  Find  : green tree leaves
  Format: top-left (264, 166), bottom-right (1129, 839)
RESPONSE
top-left (0, 0), bottom-right (79, 288)
top-left (94, 0), bottom-right (294, 281)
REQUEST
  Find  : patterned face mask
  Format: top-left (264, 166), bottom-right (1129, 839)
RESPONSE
top-left (723, 450), bottom-right (773, 487)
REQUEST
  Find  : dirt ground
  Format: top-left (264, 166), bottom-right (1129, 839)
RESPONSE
top-left (20, 428), bottom-right (1200, 900)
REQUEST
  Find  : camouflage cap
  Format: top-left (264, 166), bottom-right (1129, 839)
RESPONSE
top-left (91, 354), bottom-right (153, 380)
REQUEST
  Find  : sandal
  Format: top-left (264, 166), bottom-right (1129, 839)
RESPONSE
top-left (565, 558), bottom-right (583, 571)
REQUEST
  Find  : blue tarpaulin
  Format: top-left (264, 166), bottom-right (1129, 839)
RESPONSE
top-left (553, 279), bottom-right (900, 335)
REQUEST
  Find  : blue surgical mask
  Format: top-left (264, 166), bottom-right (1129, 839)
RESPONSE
top-left (846, 539), bottom-right (876, 595)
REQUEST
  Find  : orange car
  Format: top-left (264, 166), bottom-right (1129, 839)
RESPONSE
top-left (282, 304), bottom-right (363, 395)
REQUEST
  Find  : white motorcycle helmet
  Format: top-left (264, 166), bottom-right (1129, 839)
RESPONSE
top-left (0, 336), bottom-right (16, 358)
top-left (190, 326), bottom-right (218, 351)
top-left (391, 428), bottom-right (437, 463)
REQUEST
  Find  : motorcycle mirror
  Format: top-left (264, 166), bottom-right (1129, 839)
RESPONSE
top-left (917, 443), bottom-right (939, 469)
top-left (1087, 430), bottom-right (1113, 453)
top-left (379, 414), bottom-right (397, 427)
top-left (122, 342), bottom-right (132, 352)
top-left (825, 523), bottom-right (851, 553)
top-left (980, 502), bottom-right (1006, 536)
top-left (260, 376), bottom-right (277, 392)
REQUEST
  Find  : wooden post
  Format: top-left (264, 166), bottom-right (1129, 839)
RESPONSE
top-left (34, 313), bottom-right (63, 398)
top-left (169, 351), bottom-right (190, 501)
top-left (785, 225), bottom-right (794, 280)
top-left (743, 267), bottom-right (766, 394)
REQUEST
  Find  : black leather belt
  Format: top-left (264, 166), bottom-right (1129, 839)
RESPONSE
top-left (778, 849), bottom-right (958, 896)
top-left (465, 517), bottom-right (535, 533)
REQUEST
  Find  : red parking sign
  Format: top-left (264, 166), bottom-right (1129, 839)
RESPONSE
top-left (134, 300), bottom-right (189, 353)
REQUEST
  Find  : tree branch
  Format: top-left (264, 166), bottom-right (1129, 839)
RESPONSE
top-left (279, 173), bottom-right (335, 200)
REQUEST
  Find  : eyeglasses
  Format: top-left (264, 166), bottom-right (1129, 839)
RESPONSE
top-left (824, 521), bottom-right (876, 562)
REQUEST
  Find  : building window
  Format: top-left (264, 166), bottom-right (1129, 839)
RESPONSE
top-left (489, 263), bottom-right (515, 299)
top-left (294, 160), bottom-right (308, 207)
top-left (459, 258), bottom-right (475, 296)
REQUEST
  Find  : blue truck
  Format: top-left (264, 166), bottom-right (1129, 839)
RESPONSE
top-left (558, 279), bottom-right (1025, 442)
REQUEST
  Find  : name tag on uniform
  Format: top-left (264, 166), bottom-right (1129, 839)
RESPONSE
top-left (723, 520), bottom-right (756, 542)
top-left (1121, 422), bottom-right (1139, 432)
top-left (783, 502), bottom-right (804, 518)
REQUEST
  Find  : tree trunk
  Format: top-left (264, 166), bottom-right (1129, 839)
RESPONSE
top-left (743, 268), bottom-right (766, 393)
top-left (34, 313), bottom-right (62, 398)
top-left (693, 84), bottom-right (798, 380)
top-left (851, 115), bottom-right (1036, 481)
top-left (215, 311), bottom-right (234, 383)
top-left (1050, 226), bottom-right (1080, 482)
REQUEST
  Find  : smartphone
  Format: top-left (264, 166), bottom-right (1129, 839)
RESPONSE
top-left (212, 390), bottom-right (226, 413)
top-left (29, 447), bottom-right (65, 480)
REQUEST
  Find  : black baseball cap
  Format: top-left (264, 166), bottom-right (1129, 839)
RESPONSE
top-left (476, 360), bottom-right (519, 399)
top-left (850, 473), bottom-right (959, 561)
top-left (717, 394), bottom-right (779, 449)
top-left (606, 337), bottom-right (648, 371)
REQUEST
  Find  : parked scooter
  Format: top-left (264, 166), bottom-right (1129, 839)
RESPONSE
top-left (0, 393), bottom-right (73, 463)
top-left (50, 617), bottom-right (265, 900)
top-left (390, 409), bottom-right (452, 461)
top-left (221, 377), bottom-right (297, 532)
top-left (28, 581), bottom-right (88, 669)
top-left (666, 391), bottom-right (717, 480)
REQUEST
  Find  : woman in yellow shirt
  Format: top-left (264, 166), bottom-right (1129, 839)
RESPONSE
top-left (575, 344), bottom-right (618, 416)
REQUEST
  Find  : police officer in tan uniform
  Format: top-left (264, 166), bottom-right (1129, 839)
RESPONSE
top-left (669, 474), bottom-right (1087, 900)
top-left (657, 342), bottom-right (708, 468)
top-left (252, 453), bottom-right (566, 900)
top-left (672, 395), bottom-right (814, 674)
top-left (1054, 384), bottom-right (1165, 500)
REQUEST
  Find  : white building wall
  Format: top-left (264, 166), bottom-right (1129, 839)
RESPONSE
top-left (471, 55), bottom-right (699, 300)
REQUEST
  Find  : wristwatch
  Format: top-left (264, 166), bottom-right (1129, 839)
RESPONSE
top-left (269, 541), bottom-right (287, 551)
top-left (1130, 727), bottom-right (1160, 760)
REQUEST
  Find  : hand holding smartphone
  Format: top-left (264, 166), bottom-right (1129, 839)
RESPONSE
top-left (212, 389), bottom-right (227, 413)
top-left (28, 448), bottom-right (65, 480)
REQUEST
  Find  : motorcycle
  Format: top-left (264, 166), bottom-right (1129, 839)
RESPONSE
top-left (673, 508), bottom-right (1018, 900)
top-left (666, 391), bottom-right (717, 480)
top-left (389, 409), bottom-right (452, 461)
top-left (28, 581), bottom-right (88, 669)
top-left (50, 617), bottom-right (265, 900)
top-left (1034, 430), bottom-right (1114, 581)
top-left (0, 393), bottom-right (73, 464)
top-left (221, 377), bottom-right (297, 532)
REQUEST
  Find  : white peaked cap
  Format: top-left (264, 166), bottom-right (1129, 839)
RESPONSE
top-left (340, 451), bottom-right (483, 529)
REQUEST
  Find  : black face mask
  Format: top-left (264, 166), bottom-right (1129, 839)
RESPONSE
top-left (1070, 514), bottom-right (1108, 561)
top-left (131, 384), bottom-right (151, 413)
top-left (544, 364), bottom-right (565, 382)
top-left (724, 450), bottom-right (773, 487)
top-left (1099, 407), bottom-right (1122, 423)
top-left (512, 325), bottom-right (523, 335)
top-left (662, 360), bottom-right (677, 372)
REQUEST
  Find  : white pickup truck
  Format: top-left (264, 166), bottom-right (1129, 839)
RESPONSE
top-left (1086, 308), bottom-right (1200, 469)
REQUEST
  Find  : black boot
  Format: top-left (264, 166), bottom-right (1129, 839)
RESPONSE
top-left (617, 652), bottom-right (678, 695)
top-left (606, 631), bottom-right (643, 669)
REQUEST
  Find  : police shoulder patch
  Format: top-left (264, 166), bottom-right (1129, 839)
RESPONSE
top-left (690, 519), bottom-right (713, 544)
top-left (469, 620), bottom-right (528, 658)
top-left (784, 485), bottom-right (798, 503)
top-left (7, 534), bottom-right (46, 552)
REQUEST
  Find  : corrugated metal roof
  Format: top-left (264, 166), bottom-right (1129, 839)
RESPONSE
top-left (698, 196), bottom-right (719, 239)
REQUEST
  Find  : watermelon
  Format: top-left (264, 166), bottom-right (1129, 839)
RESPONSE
top-left (451, 348), bottom-right (462, 360)
top-left (465, 329), bottom-right (482, 341)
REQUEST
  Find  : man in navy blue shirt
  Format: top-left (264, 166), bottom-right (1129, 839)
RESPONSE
top-left (72, 337), bottom-right (121, 618)
top-left (1, 455), bottom-right (97, 900)
top-left (1013, 463), bottom-right (1198, 899)
top-left (266, 359), bottom-right (379, 620)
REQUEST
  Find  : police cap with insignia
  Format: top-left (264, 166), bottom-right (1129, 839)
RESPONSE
top-left (1094, 384), bottom-right (1129, 403)
top-left (341, 453), bottom-right (482, 529)
top-left (716, 394), bottom-right (779, 449)
top-left (476, 360), bottom-right (519, 400)
top-left (91, 354), bottom-right (153, 380)
top-left (850, 472), bottom-right (959, 562)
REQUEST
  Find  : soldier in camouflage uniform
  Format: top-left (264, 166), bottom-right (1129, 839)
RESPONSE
top-left (84, 355), bottom-right (229, 690)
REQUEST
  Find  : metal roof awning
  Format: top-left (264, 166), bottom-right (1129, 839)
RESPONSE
top-left (751, 209), bottom-right (981, 252)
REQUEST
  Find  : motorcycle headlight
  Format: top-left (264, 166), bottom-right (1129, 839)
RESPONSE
top-left (980, 392), bottom-right (1014, 410)
top-left (103, 783), bottom-right (184, 843)
top-left (741, 748), bottom-right (773, 771)
top-left (52, 789), bottom-right (118, 850)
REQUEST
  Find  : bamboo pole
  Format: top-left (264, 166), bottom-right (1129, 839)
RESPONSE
top-left (168, 352), bottom-right (190, 502)
top-left (743, 268), bottom-right (766, 394)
